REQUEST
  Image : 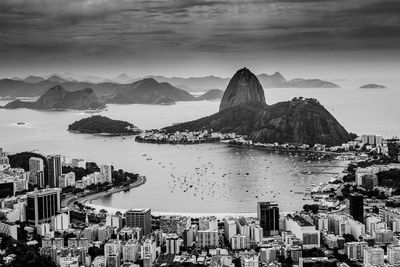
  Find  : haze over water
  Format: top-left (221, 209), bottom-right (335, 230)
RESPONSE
top-left (0, 86), bottom-right (399, 214)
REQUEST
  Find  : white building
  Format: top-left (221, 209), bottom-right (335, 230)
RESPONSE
top-left (364, 247), bottom-right (384, 267)
top-left (197, 230), bottom-right (219, 248)
top-left (165, 233), bottom-right (180, 254)
top-left (285, 215), bottom-right (320, 248)
top-left (100, 164), bottom-right (113, 184)
top-left (230, 234), bottom-right (250, 250)
top-left (387, 245), bottom-right (400, 265)
top-left (224, 218), bottom-right (237, 241)
top-left (123, 239), bottom-right (139, 262)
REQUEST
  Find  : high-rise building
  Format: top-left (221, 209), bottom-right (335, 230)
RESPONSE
top-left (230, 234), bottom-right (250, 250)
top-left (388, 245), bottom-right (400, 265)
top-left (123, 239), bottom-right (139, 262)
top-left (364, 246), bottom-right (384, 266)
top-left (125, 208), bottom-right (151, 235)
top-left (29, 157), bottom-right (44, 185)
top-left (142, 239), bottom-right (156, 267)
top-left (344, 241), bottom-right (368, 260)
top-left (104, 240), bottom-right (121, 267)
top-left (100, 164), bottom-right (113, 183)
top-left (47, 155), bottom-right (62, 188)
top-left (197, 229), bottom-right (219, 248)
top-left (183, 227), bottom-right (194, 248)
top-left (257, 202), bottom-right (279, 236)
top-left (260, 248), bottom-right (277, 263)
top-left (165, 233), bottom-right (180, 254)
top-left (349, 193), bottom-right (364, 223)
top-left (285, 215), bottom-right (320, 248)
top-left (26, 188), bottom-right (61, 227)
top-left (224, 218), bottom-right (237, 241)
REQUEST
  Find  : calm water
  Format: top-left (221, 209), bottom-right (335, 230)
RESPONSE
top-left (0, 86), bottom-right (399, 214)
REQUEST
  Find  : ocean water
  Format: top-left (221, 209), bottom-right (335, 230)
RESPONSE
top-left (0, 86), bottom-right (399, 214)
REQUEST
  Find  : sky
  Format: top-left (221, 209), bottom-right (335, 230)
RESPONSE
top-left (0, 0), bottom-right (399, 79)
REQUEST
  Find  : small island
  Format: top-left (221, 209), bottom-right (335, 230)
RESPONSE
top-left (68, 115), bottom-right (141, 136)
top-left (360, 83), bottom-right (386, 89)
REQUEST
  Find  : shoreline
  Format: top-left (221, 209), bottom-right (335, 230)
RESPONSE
top-left (62, 175), bottom-right (147, 208)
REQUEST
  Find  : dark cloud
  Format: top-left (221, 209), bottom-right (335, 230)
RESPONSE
top-left (0, 0), bottom-right (399, 75)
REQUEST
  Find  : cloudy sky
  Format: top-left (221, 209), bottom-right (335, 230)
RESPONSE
top-left (1, 0), bottom-right (399, 79)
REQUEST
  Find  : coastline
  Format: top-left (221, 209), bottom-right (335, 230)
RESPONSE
top-left (62, 175), bottom-right (147, 208)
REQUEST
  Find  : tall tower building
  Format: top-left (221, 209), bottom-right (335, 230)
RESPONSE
top-left (47, 155), bottom-right (62, 188)
top-left (29, 157), bottom-right (44, 185)
top-left (349, 193), bottom-right (364, 223)
top-left (257, 202), bottom-right (279, 237)
top-left (26, 188), bottom-right (61, 227)
top-left (125, 208), bottom-right (152, 235)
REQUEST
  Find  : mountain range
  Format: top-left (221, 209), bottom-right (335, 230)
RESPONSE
top-left (1, 71), bottom-right (340, 99)
top-left (3, 85), bottom-right (105, 110)
top-left (165, 68), bottom-right (352, 146)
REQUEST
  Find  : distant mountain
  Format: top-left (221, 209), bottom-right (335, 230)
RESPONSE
top-left (3, 85), bottom-right (105, 110)
top-left (113, 73), bottom-right (134, 84)
top-left (149, 73), bottom-right (339, 91)
top-left (147, 75), bottom-right (230, 92)
top-left (68, 115), bottom-right (141, 135)
top-left (360, 84), bottom-right (386, 89)
top-left (257, 72), bottom-right (287, 87)
top-left (107, 78), bottom-right (195, 105)
top-left (286, 78), bottom-right (339, 88)
top-left (196, 89), bottom-right (224, 101)
top-left (47, 75), bottom-right (69, 83)
top-left (23, 76), bottom-right (44, 83)
top-left (165, 68), bottom-right (351, 146)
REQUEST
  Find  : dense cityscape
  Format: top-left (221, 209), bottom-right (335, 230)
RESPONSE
top-left (0, 133), bottom-right (399, 267)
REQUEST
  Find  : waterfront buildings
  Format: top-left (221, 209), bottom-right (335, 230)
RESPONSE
top-left (26, 188), bottom-right (61, 227)
top-left (284, 215), bottom-right (320, 248)
top-left (257, 202), bottom-right (279, 237)
top-left (125, 208), bottom-right (151, 235)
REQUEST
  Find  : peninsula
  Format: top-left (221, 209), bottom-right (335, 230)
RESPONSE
top-left (165, 68), bottom-right (352, 146)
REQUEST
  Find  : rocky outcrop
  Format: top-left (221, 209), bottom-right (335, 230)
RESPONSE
top-left (164, 68), bottom-right (351, 146)
top-left (4, 85), bottom-right (105, 110)
top-left (219, 68), bottom-right (266, 111)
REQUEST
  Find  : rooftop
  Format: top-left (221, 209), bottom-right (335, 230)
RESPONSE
top-left (289, 215), bottom-right (314, 227)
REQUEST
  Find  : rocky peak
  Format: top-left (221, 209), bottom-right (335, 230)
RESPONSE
top-left (271, 71), bottom-right (287, 83)
top-left (219, 67), bottom-right (266, 111)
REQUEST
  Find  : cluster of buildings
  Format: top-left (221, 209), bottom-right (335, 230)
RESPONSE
top-left (228, 134), bottom-right (399, 159)
top-left (135, 130), bottom-right (236, 144)
top-left (2, 143), bottom-right (400, 267)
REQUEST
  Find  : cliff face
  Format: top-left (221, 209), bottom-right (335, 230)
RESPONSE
top-left (4, 85), bottom-right (105, 110)
top-left (219, 68), bottom-right (266, 111)
top-left (165, 68), bottom-right (352, 146)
